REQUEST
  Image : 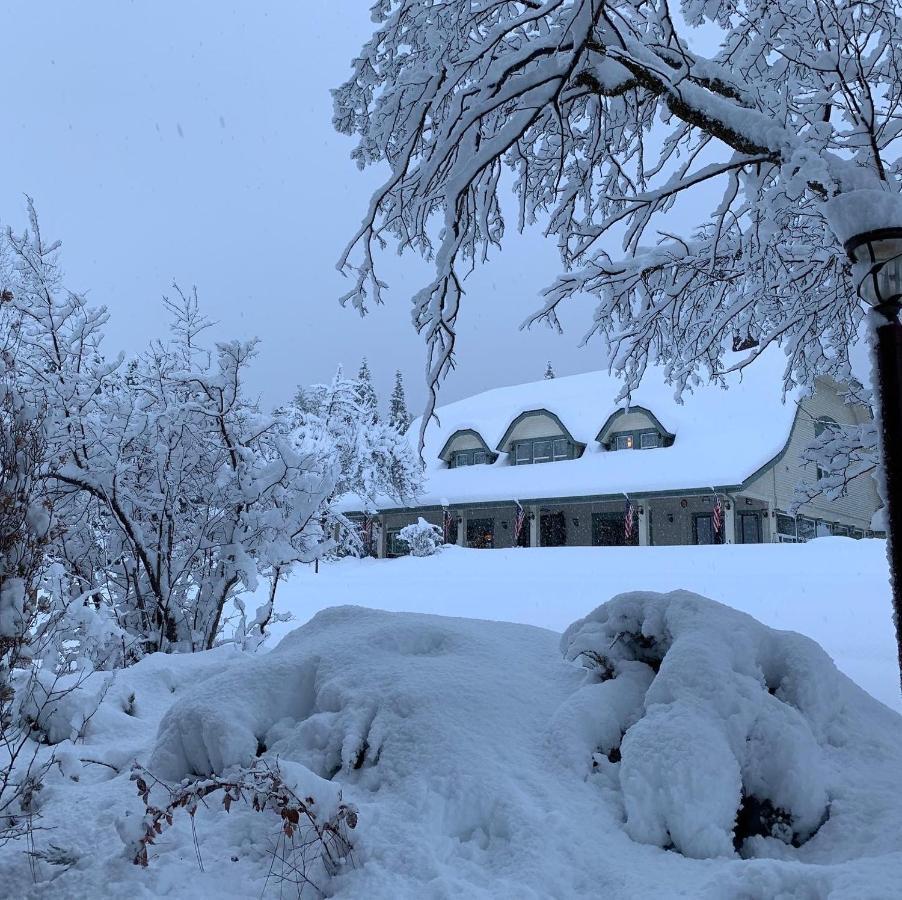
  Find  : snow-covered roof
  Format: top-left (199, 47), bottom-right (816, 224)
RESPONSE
top-left (368, 352), bottom-right (802, 510)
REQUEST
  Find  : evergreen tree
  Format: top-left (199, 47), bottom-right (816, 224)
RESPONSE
top-left (356, 358), bottom-right (379, 424)
top-left (389, 369), bottom-right (411, 433)
top-left (544, 361), bottom-right (555, 380)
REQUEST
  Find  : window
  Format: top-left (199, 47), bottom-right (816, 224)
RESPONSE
top-left (513, 438), bottom-right (572, 465)
top-left (776, 514), bottom-right (797, 538)
top-left (614, 434), bottom-right (634, 450)
top-left (797, 517), bottom-right (817, 541)
top-left (451, 448), bottom-right (491, 467)
top-left (813, 416), bottom-right (838, 481)
top-left (533, 440), bottom-right (553, 463)
top-left (832, 523), bottom-right (850, 537)
top-left (640, 432), bottom-right (659, 449)
top-left (386, 530), bottom-right (408, 557)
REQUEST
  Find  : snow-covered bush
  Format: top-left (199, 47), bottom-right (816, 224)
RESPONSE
top-left (125, 758), bottom-right (357, 893)
top-left (398, 518), bottom-right (443, 557)
top-left (1, 203), bottom-right (337, 658)
top-left (559, 590), bottom-right (849, 859)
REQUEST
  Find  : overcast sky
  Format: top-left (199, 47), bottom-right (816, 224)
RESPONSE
top-left (3, 2), bottom-right (870, 415)
top-left (2, 1), bottom-right (611, 414)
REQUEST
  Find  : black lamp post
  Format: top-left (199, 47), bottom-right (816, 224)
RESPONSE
top-left (843, 226), bottom-right (902, 693)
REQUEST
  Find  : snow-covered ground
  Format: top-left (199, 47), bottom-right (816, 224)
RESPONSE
top-left (273, 538), bottom-right (900, 712)
top-left (3, 538), bottom-right (899, 899)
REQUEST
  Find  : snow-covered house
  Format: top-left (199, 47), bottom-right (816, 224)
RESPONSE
top-left (353, 356), bottom-right (881, 555)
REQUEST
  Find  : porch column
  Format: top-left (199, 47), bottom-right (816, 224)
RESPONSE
top-left (529, 506), bottom-right (539, 547)
top-left (638, 503), bottom-right (650, 546)
top-left (724, 500), bottom-right (736, 545)
top-left (375, 517), bottom-right (386, 559)
top-left (457, 513), bottom-right (466, 547)
top-left (762, 502), bottom-right (773, 542)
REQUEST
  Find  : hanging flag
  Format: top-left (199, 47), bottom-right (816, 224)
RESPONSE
top-left (713, 495), bottom-right (723, 536)
top-left (624, 500), bottom-right (634, 541)
top-left (514, 505), bottom-right (527, 544)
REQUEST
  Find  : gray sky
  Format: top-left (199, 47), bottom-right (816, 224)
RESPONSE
top-left (3, 1), bottom-right (603, 413)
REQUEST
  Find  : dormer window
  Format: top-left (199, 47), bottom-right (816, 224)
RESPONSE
top-left (611, 429), bottom-right (661, 450)
top-left (598, 408), bottom-right (673, 451)
top-left (496, 409), bottom-right (584, 465)
top-left (440, 429), bottom-right (496, 468)
top-left (451, 448), bottom-right (490, 468)
top-left (513, 437), bottom-right (572, 465)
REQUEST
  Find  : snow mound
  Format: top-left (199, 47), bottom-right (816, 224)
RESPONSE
top-left (561, 590), bottom-right (899, 860)
top-left (137, 599), bottom-right (902, 896)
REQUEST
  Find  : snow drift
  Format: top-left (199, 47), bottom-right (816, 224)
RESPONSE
top-left (140, 593), bottom-right (902, 896)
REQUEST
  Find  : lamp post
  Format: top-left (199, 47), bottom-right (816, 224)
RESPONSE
top-left (843, 225), bottom-right (902, 693)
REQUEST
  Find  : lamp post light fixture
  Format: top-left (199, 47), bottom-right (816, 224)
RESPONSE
top-left (843, 225), bottom-right (902, 694)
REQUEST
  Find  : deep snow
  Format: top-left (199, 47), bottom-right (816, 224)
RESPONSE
top-left (271, 538), bottom-right (900, 712)
top-left (1, 539), bottom-right (899, 899)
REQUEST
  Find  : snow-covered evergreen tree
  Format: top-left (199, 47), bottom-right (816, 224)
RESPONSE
top-left (544, 362), bottom-right (555, 380)
top-left (389, 369), bottom-right (411, 433)
top-left (291, 369), bottom-right (422, 525)
top-left (355, 358), bottom-right (379, 424)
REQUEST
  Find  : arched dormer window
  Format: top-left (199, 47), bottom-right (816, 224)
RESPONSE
top-left (494, 409), bottom-right (585, 465)
top-left (596, 407), bottom-right (674, 451)
top-left (438, 429), bottom-right (496, 468)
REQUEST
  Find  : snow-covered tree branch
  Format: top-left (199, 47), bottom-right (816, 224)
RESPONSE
top-left (335, 0), bottom-right (902, 437)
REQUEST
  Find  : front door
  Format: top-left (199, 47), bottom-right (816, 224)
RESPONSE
top-left (540, 511), bottom-right (567, 547)
top-left (738, 512), bottom-right (762, 544)
top-left (466, 517), bottom-right (495, 549)
top-left (694, 513), bottom-right (724, 545)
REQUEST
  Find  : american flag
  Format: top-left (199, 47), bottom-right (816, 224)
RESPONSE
top-left (712, 495), bottom-right (723, 535)
top-left (514, 505), bottom-right (527, 544)
top-left (442, 508), bottom-right (455, 543)
top-left (624, 500), bottom-right (634, 541)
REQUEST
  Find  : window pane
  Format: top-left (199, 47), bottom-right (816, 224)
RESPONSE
top-left (454, 451), bottom-right (470, 467)
top-left (473, 450), bottom-right (487, 465)
top-left (515, 443), bottom-right (531, 464)
top-left (614, 434), bottom-right (633, 450)
top-left (797, 517), bottom-right (816, 540)
top-left (533, 440), bottom-right (552, 462)
top-left (776, 514), bottom-right (796, 536)
top-left (553, 439), bottom-right (569, 460)
top-left (640, 432), bottom-right (658, 449)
